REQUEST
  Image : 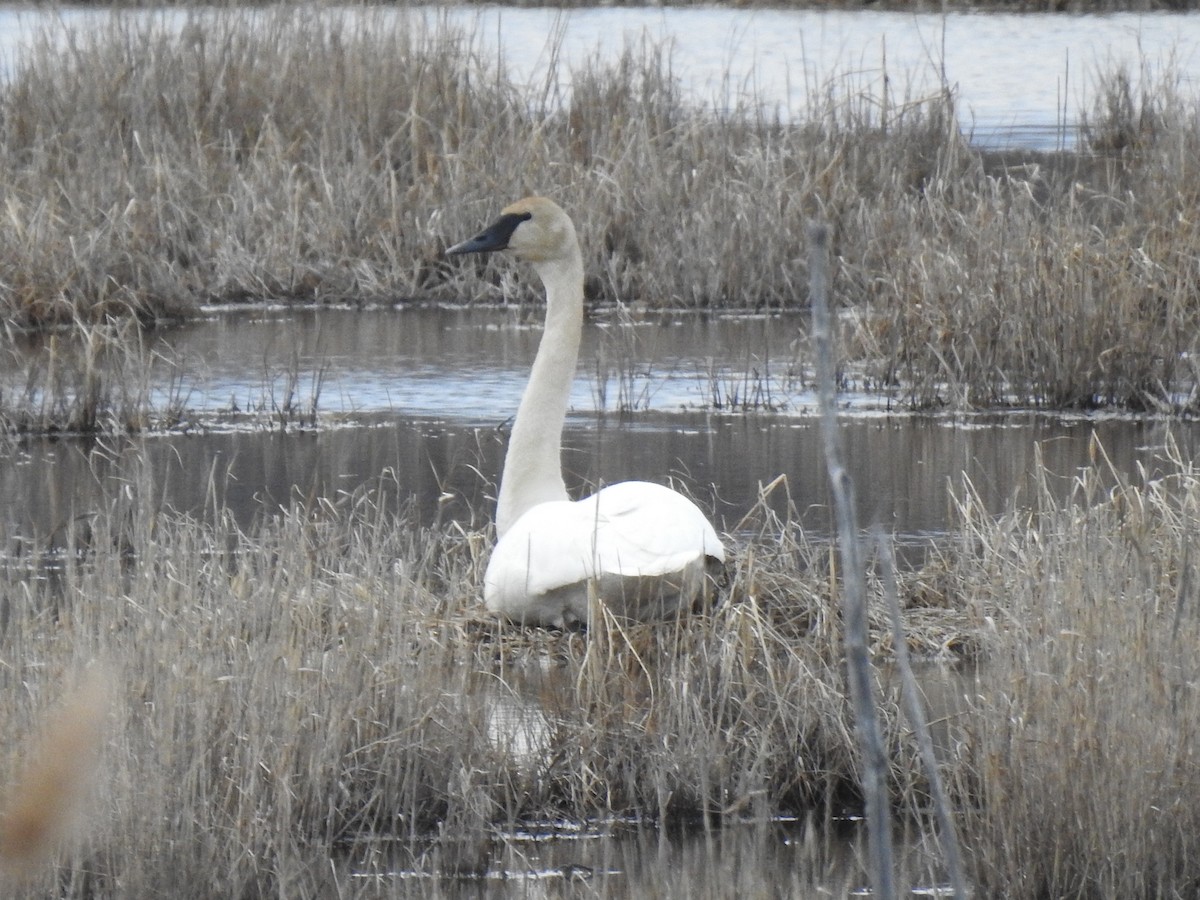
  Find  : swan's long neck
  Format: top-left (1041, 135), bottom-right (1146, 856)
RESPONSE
top-left (495, 248), bottom-right (584, 538)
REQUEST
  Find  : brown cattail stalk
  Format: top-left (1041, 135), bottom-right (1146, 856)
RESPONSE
top-left (0, 669), bottom-right (111, 880)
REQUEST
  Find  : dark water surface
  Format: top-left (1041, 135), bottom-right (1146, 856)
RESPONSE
top-left (2, 307), bottom-right (1196, 552)
top-left (336, 814), bottom-right (943, 897)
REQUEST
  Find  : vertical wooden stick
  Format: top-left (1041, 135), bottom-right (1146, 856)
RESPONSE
top-left (808, 222), bottom-right (895, 900)
top-left (876, 532), bottom-right (969, 898)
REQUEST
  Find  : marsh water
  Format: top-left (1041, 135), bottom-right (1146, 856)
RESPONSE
top-left (3, 307), bottom-right (1196, 555)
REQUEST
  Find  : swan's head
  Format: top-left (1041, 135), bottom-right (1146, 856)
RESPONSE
top-left (446, 197), bottom-right (578, 266)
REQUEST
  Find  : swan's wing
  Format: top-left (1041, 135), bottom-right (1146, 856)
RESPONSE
top-left (581, 481), bottom-right (725, 572)
top-left (488, 482), bottom-right (724, 601)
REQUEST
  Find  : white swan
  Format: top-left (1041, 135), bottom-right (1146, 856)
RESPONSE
top-left (447, 196), bottom-right (726, 627)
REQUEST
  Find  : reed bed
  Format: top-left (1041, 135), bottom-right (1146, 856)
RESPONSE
top-left (0, 464), bottom-right (917, 897)
top-left (0, 315), bottom-right (329, 437)
top-left (4, 435), bottom-right (1200, 894)
top-left (0, 10), bottom-right (1198, 414)
top-left (0, 319), bottom-right (182, 435)
top-left (944, 437), bottom-right (1200, 897)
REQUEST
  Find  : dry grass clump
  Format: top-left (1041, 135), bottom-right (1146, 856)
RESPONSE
top-left (935, 437), bottom-right (1200, 896)
top-left (0, 10), bottom-right (510, 324)
top-left (0, 463), bottom-right (953, 896)
top-left (863, 65), bottom-right (1200, 411)
top-left (0, 319), bottom-right (186, 435)
top-left (0, 314), bottom-right (333, 436)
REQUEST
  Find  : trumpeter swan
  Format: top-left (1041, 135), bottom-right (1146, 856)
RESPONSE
top-left (447, 196), bottom-right (726, 627)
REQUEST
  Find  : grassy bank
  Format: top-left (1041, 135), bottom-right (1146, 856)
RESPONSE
top-left (0, 10), bottom-right (1198, 413)
top-left (1, 437), bottom-right (1198, 895)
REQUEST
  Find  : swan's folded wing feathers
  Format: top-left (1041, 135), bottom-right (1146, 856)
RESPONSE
top-left (583, 481), bottom-right (724, 569)
top-left (495, 483), bottom-right (723, 599)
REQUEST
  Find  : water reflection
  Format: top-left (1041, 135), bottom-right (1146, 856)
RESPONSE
top-left (339, 817), bottom-right (873, 898)
top-left (138, 307), bottom-right (805, 419)
top-left (3, 402), bottom-right (1195, 554)
top-left (336, 811), bottom-right (968, 898)
top-left (3, 308), bottom-right (1199, 550)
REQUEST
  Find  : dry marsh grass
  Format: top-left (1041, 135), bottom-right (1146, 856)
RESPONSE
top-left (0, 10), bottom-right (1197, 415)
top-left (0, 467), bottom-right (903, 896)
top-left (0, 316), bottom-right (330, 437)
top-left (942, 438), bottom-right (1200, 897)
top-left (0, 319), bottom-right (179, 436)
top-left (5, 437), bottom-right (1200, 894)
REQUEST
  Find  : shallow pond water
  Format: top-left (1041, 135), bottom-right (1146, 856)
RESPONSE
top-left (335, 815), bottom-right (946, 898)
top-left (2, 307), bottom-right (1197, 553)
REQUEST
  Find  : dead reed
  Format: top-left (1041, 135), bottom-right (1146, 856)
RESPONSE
top-left (0, 461), bottom-right (919, 896)
top-left (942, 435), bottom-right (1200, 897)
top-left (0, 10), bottom-right (1197, 414)
top-left (3, 424), bottom-right (1200, 893)
top-left (0, 319), bottom-right (181, 435)
top-left (0, 315), bottom-right (330, 436)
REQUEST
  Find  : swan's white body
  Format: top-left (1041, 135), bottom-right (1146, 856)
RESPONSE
top-left (448, 197), bottom-right (725, 627)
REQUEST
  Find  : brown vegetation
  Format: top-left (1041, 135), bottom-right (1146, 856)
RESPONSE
top-left (943, 436), bottom-right (1200, 896)
top-left (0, 10), bottom-right (1197, 415)
top-left (0, 467), bottom-right (876, 895)
top-left (2, 9), bottom-right (1200, 897)
top-left (1, 431), bottom-right (1198, 895)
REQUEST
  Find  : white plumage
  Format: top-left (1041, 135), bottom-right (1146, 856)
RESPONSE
top-left (448, 197), bottom-right (725, 627)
